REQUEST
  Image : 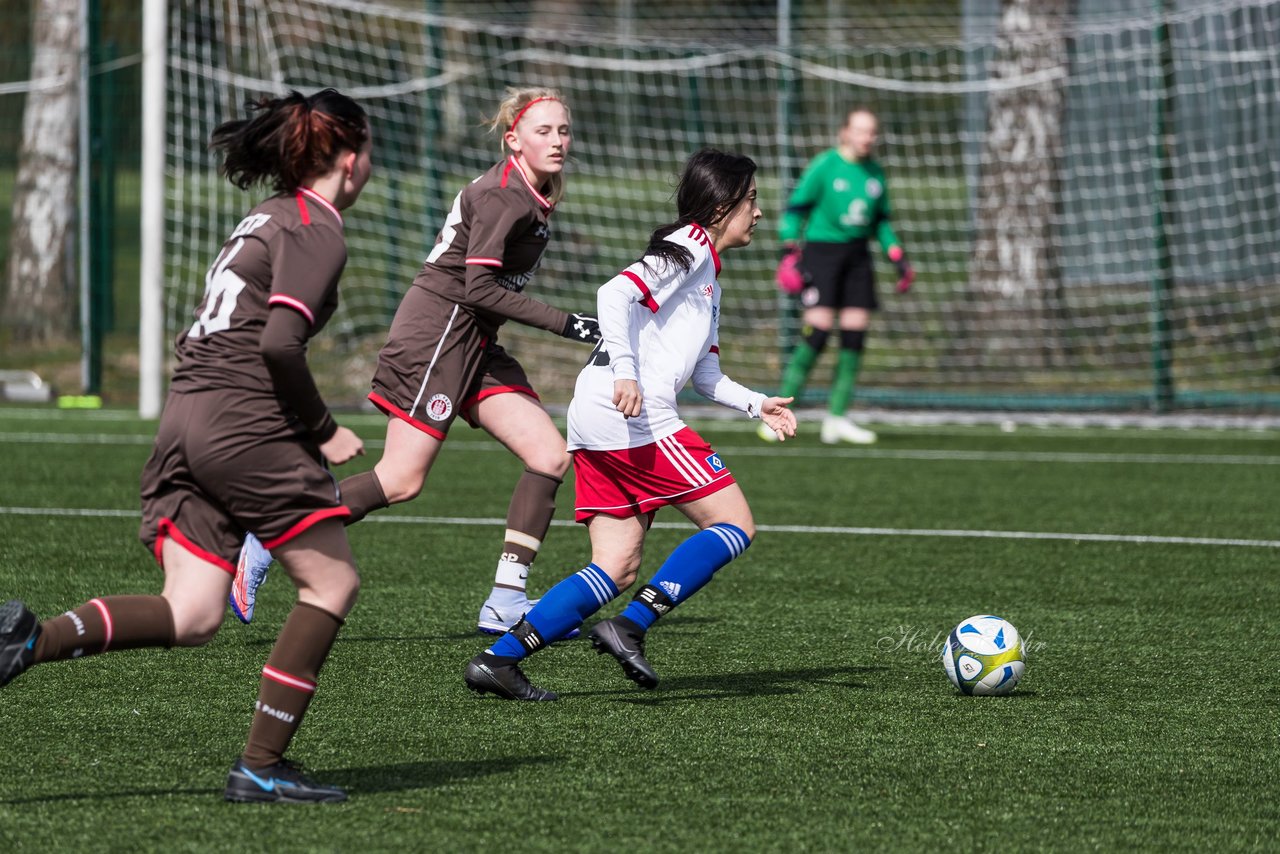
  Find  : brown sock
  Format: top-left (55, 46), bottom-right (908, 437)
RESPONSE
top-left (33, 595), bottom-right (175, 663)
top-left (240, 601), bottom-right (344, 768)
top-left (339, 470), bottom-right (389, 525)
top-left (502, 469), bottom-right (561, 564)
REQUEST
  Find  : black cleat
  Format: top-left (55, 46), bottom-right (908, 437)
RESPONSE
top-left (0, 599), bottom-right (39, 688)
top-left (464, 654), bottom-right (557, 701)
top-left (588, 616), bottom-right (658, 690)
top-left (224, 758), bottom-right (347, 804)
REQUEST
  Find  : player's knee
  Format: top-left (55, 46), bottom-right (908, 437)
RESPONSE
top-left (329, 571), bottom-right (361, 615)
top-left (528, 448), bottom-right (571, 479)
top-left (377, 468), bottom-right (424, 504)
top-left (171, 609), bottom-right (223, 647)
top-left (596, 553), bottom-right (643, 590)
top-left (727, 519), bottom-right (756, 543)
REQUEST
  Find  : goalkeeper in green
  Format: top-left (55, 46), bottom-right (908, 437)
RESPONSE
top-left (765, 108), bottom-right (913, 445)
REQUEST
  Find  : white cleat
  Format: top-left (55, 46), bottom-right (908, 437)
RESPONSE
top-left (820, 416), bottom-right (877, 445)
top-left (477, 598), bottom-right (536, 635)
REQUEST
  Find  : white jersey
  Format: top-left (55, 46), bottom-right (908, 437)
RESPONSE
top-left (567, 224), bottom-right (766, 451)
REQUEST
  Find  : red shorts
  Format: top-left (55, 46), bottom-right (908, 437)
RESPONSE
top-left (572, 427), bottom-right (736, 522)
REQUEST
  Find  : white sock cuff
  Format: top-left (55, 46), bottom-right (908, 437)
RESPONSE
top-left (494, 559), bottom-right (530, 590)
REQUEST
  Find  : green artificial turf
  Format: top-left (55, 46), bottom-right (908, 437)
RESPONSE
top-left (0, 409), bottom-right (1276, 851)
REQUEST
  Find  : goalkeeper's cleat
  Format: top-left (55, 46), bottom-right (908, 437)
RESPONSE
top-left (477, 597), bottom-right (579, 640)
top-left (464, 654), bottom-right (558, 701)
top-left (820, 416), bottom-right (877, 446)
top-left (756, 422), bottom-right (780, 443)
top-left (224, 758), bottom-right (347, 804)
top-left (229, 533), bottom-right (273, 624)
top-left (588, 616), bottom-right (658, 690)
top-left (0, 599), bottom-right (39, 688)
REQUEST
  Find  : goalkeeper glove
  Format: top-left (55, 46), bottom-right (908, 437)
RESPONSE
top-left (562, 313), bottom-right (601, 343)
top-left (888, 245), bottom-right (914, 293)
top-left (775, 245), bottom-right (804, 295)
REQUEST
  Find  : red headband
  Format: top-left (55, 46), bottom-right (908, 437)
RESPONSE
top-left (508, 97), bottom-right (559, 132)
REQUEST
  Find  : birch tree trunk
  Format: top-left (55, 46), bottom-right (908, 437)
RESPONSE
top-left (4, 0), bottom-right (80, 345)
top-left (968, 0), bottom-right (1073, 369)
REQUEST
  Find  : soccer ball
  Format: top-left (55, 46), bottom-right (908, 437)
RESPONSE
top-left (942, 614), bottom-right (1026, 696)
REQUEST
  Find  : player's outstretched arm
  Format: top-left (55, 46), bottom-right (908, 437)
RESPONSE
top-left (759, 396), bottom-right (797, 442)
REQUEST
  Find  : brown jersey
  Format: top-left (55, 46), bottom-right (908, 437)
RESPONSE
top-left (413, 157), bottom-right (568, 339)
top-left (168, 188), bottom-right (347, 438)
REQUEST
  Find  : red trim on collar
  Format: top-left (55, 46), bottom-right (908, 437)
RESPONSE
top-left (294, 192), bottom-right (311, 225)
top-left (501, 157), bottom-right (553, 211)
top-left (686, 223), bottom-right (722, 275)
top-left (297, 186), bottom-right (343, 226)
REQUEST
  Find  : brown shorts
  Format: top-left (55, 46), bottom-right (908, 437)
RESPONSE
top-left (138, 391), bottom-right (350, 574)
top-left (369, 285), bottom-right (539, 440)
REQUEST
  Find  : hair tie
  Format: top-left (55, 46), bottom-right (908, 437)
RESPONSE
top-left (509, 96), bottom-right (557, 132)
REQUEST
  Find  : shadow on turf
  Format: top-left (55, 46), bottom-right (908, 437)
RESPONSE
top-left (328, 755), bottom-right (559, 793)
top-left (0, 756), bottom-right (559, 804)
top-left (570, 664), bottom-right (885, 704)
top-left (244, 615), bottom-right (724, 646)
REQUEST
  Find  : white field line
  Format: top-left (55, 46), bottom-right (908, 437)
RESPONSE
top-left (1, 431), bottom-right (1278, 466)
top-left (1, 506), bottom-right (1277, 549)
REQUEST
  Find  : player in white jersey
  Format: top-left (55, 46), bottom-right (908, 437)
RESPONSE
top-left (465, 149), bottom-right (796, 700)
top-left (568, 222), bottom-right (752, 451)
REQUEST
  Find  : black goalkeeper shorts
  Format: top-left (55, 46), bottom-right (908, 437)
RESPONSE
top-left (799, 239), bottom-right (878, 311)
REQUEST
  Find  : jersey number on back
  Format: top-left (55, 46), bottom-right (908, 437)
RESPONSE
top-left (426, 190), bottom-right (465, 264)
top-left (190, 239), bottom-right (248, 338)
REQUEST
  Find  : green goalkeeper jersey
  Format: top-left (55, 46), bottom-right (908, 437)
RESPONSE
top-left (779, 148), bottom-right (901, 255)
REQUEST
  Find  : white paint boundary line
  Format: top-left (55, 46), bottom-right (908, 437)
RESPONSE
top-left (2, 507), bottom-right (1276, 549)
top-left (4, 404), bottom-right (1279, 434)
top-left (1, 431), bottom-right (1278, 466)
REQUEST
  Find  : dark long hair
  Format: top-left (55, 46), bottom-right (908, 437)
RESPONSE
top-left (209, 88), bottom-right (368, 193)
top-left (640, 148), bottom-right (757, 273)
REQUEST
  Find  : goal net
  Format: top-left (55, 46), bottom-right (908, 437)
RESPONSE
top-left (156, 0), bottom-right (1280, 412)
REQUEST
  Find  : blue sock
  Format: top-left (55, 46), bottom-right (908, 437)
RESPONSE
top-left (621, 523), bottom-right (751, 631)
top-left (487, 563), bottom-right (619, 660)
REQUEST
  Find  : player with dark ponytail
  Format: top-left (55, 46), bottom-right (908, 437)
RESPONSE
top-left (0, 88), bottom-right (372, 803)
top-left (465, 149), bottom-right (796, 700)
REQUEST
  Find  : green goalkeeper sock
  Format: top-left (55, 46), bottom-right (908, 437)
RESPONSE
top-left (780, 341), bottom-right (820, 399)
top-left (829, 348), bottom-right (863, 416)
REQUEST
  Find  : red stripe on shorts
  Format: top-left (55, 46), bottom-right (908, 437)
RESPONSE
top-left (155, 517), bottom-right (237, 575)
top-left (261, 507), bottom-right (352, 551)
top-left (461, 384), bottom-right (539, 415)
top-left (368, 391), bottom-right (448, 441)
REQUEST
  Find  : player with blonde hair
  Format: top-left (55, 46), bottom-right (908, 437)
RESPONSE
top-left (231, 87), bottom-right (600, 638)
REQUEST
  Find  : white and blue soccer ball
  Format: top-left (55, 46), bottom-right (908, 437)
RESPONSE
top-left (942, 614), bottom-right (1026, 696)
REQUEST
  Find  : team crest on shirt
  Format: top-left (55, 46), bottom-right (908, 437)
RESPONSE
top-left (426, 393), bottom-right (453, 421)
top-left (705, 453), bottom-right (726, 473)
top-left (866, 178), bottom-right (883, 198)
top-left (833, 178), bottom-right (849, 192)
